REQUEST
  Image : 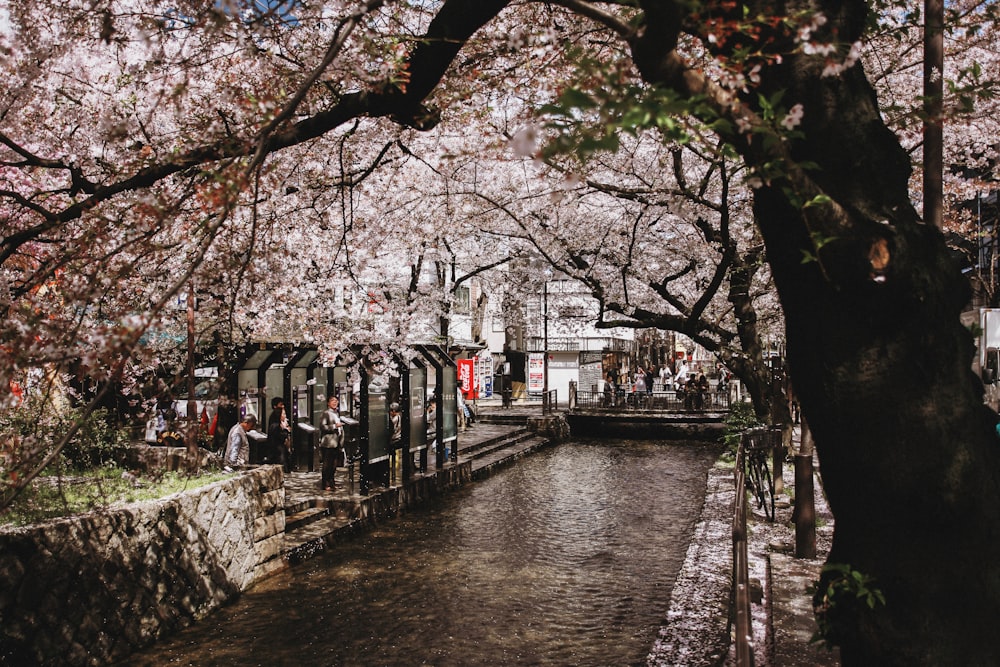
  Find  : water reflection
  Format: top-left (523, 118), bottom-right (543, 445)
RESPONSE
top-left (126, 439), bottom-right (720, 666)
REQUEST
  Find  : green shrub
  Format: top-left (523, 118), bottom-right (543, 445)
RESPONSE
top-left (721, 399), bottom-right (762, 456)
top-left (1, 395), bottom-right (130, 481)
top-left (809, 563), bottom-right (886, 650)
top-left (60, 408), bottom-right (131, 469)
top-left (1, 469), bottom-right (230, 527)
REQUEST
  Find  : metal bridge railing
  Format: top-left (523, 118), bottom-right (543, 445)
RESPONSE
top-left (541, 389), bottom-right (558, 415)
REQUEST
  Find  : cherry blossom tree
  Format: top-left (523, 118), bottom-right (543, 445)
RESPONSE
top-left (2, 0), bottom-right (1000, 660)
top-left (446, 129), bottom-right (786, 418)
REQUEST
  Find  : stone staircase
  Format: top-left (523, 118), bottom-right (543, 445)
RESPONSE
top-left (460, 426), bottom-right (548, 480)
top-left (283, 500), bottom-right (360, 564)
top-left (474, 411), bottom-right (537, 425)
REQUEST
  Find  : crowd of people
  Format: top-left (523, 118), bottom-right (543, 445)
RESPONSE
top-left (603, 360), bottom-right (731, 410)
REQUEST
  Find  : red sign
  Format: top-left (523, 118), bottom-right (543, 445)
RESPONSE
top-left (457, 359), bottom-right (477, 399)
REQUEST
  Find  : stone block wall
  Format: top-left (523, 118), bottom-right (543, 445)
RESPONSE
top-left (0, 466), bottom-right (285, 666)
top-left (126, 444), bottom-right (219, 472)
top-left (528, 414), bottom-right (571, 440)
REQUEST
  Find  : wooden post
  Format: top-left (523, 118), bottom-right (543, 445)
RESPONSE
top-left (794, 417), bottom-right (817, 558)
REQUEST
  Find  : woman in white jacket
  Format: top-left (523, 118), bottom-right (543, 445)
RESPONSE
top-left (319, 396), bottom-right (343, 491)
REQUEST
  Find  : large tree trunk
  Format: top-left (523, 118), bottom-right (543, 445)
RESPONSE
top-left (749, 25), bottom-right (1000, 667)
top-left (725, 254), bottom-right (785, 423)
top-left (628, 0), bottom-right (1000, 659)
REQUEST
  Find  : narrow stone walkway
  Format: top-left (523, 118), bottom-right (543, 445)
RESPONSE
top-left (648, 445), bottom-right (839, 666)
top-left (762, 454), bottom-right (840, 666)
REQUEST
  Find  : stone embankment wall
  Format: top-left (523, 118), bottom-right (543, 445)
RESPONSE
top-left (527, 414), bottom-right (571, 440)
top-left (0, 466), bottom-right (285, 666)
top-left (565, 413), bottom-right (725, 441)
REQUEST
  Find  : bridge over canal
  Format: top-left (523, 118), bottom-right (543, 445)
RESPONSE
top-left (563, 385), bottom-right (732, 441)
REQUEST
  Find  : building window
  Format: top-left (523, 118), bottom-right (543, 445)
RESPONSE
top-left (454, 286), bottom-right (471, 314)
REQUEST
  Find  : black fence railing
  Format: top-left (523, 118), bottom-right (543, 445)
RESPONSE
top-left (572, 388), bottom-right (731, 412)
top-left (730, 426), bottom-right (783, 666)
top-left (733, 434), bottom-right (754, 666)
top-left (541, 389), bottom-right (558, 415)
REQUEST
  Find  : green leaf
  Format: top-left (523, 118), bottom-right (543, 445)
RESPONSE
top-left (558, 87), bottom-right (597, 111)
top-left (803, 194), bottom-right (833, 209)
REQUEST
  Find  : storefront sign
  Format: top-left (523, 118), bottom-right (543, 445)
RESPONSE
top-left (528, 353), bottom-right (545, 393)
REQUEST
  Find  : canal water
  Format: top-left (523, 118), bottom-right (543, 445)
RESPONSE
top-left (127, 439), bottom-right (721, 666)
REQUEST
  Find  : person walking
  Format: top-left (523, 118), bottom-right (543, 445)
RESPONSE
top-left (319, 396), bottom-right (344, 491)
top-left (389, 402), bottom-right (403, 479)
top-left (634, 368), bottom-right (647, 407)
top-left (389, 402), bottom-right (402, 448)
top-left (607, 366), bottom-right (620, 406)
top-left (267, 397), bottom-right (292, 473)
top-left (426, 398), bottom-right (438, 455)
top-left (694, 368), bottom-right (710, 411)
top-left (660, 364), bottom-right (673, 391)
top-left (224, 414), bottom-right (257, 471)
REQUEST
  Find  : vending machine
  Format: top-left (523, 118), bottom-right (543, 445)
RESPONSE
top-left (292, 384), bottom-right (316, 471)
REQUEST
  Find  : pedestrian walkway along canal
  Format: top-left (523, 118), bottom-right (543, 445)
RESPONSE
top-left (127, 438), bottom-right (722, 666)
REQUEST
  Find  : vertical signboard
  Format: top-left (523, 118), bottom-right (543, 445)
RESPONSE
top-left (310, 367), bottom-right (327, 430)
top-left (409, 366), bottom-right (427, 451)
top-left (441, 368), bottom-right (458, 445)
top-left (368, 382), bottom-right (390, 463)
top-left (528, 352), bottom-right (545, 393)
top-left (293, 385), bottom-right (309, 422)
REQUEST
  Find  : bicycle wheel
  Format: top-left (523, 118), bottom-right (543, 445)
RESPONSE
top-left (746, 451), bottom-right (775, 521)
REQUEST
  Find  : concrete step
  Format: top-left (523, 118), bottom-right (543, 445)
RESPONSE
top-left (283, 513), bottom-right (361, 564)
top-left (470, 436), bottom-right (550, 479)
top-left (475, 413), bottom-right (532, 425)
top-left (463, 432), bottom-right (536, 461)
top-left (280, 425), bottom-right (554, 565)
top-left (284, 505), bottom-right (330, 532)
top-left (460, 428), bottom-right (532, 457)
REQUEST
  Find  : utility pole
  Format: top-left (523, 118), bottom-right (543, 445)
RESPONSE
top-left (186, 286), bottom-right (199, 466)
top-left (924, 0), bottom-right (944, 227)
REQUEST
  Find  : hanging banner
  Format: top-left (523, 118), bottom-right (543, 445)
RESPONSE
top-left (528, 353), bottom-right (545, 393)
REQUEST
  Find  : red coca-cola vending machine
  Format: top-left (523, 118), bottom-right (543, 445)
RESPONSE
top-left (457, 358), bottom-right (476, 400)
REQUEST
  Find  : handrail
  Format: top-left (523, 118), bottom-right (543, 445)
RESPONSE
top-left (733, 435), bottom-right (755, 666)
